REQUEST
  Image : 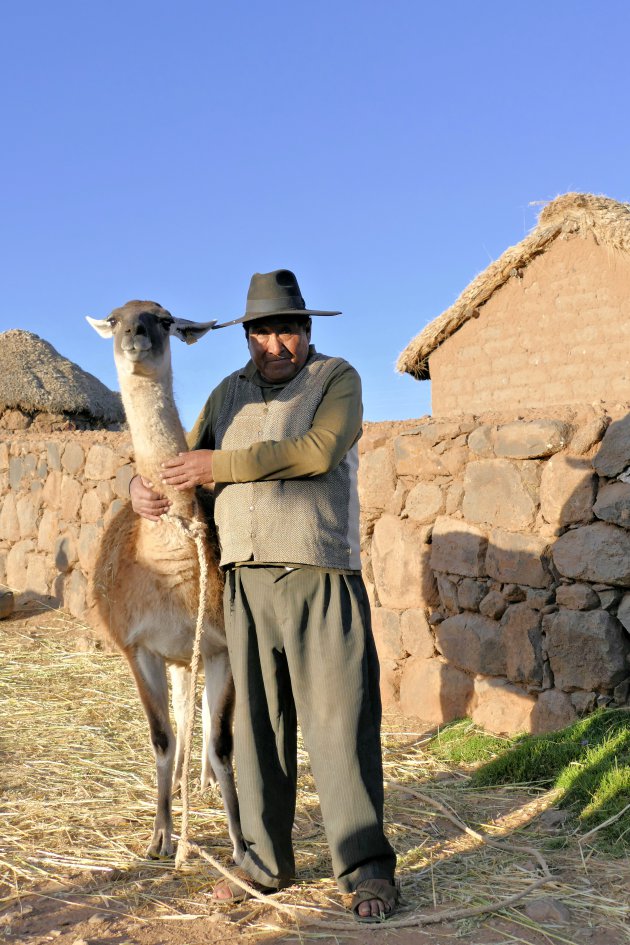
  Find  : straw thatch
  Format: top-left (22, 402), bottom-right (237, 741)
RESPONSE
top-left (397, 192), bottom-right (630, 379)
top-left (0, 329), bottom-right (123, 423)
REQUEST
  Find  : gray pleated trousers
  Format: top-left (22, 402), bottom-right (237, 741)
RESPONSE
top-left (224, 565), bottom-right (396, 892)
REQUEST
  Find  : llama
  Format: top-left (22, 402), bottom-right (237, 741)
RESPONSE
top-left (87, 300), bottom-right (243, 861)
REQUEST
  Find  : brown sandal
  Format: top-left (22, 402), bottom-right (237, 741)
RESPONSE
top-left (211, 868), bottom-right (276, 903)
top-left (351, 878), bottom-right (400, 923)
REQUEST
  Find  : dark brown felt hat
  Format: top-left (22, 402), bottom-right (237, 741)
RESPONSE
top-left (214, 269), bottom-right (341, 328)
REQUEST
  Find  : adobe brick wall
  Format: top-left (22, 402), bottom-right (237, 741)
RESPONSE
top-left (429, 234), bottom-right (630, 415)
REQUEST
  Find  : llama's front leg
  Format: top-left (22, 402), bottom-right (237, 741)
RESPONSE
top-left (128, 646), bottom-right (175, 858)
top-left (203, 651), bottom-right (245, 862)
top-left (169, 663), bottom-right (192, 795)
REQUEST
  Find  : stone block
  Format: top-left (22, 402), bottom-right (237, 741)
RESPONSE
top-left (379, 659), bottom-right (398, 708)
top-left (404, 481), bottom-right (443, 524)
top-left (457, 578), bottom-right (487, 612)
top-left (401, 608), bottom-right (435, 658)
top-left (0, 494), bottom-right (20, 542)
top-left (440, 446), bottom-right (469, 478)
top-left (359, 447), bottom-right (396, 511)
top-left (61, 442), bottom-right (85, 475)
top-left (430, 515), bottom-right (488, 577)
top-left (526, 588), bottom-right (555, 611)
top-left (372, 514), bottom-right (438, 610)
top-left (435, 613), bottom-right (506, 676)
top-left (616, 593), bottom-right (630, 632)
top-left (371, 608), bottom-right (402, 661)
top-left (501, 603), bottom-right (543, 686)
top-left (553, 522), bottom-right (630, 586)
top-left (6, 539), bottom-right (34, 590)
top-left (81, 489), bottom-right (103, 524)
top-left (593, 414), bottom-right (630, 478)
top-left (114, 464), bottom-right (135, 500)
top-left (445, 481), bottom-right (464, 515)
top-left (463, 460), bottom-right (536, 529)
top-left (471, 676), bottom-right (536, 734)
top-left (55, 533), bottom-right (78, 572)
top-left (25, 555), bottom-right (50, 597)
top-left (399, 656), bottom-right (473, 724)
top-left (540, 454), bottom-right (596, 527)
top-left (570, 416), bottom-right (609, 455)
top-left (597, 587), bottom-right (621, 610)
top-left (0, 441), bottom-right (8, 471)
top-left (479, 590), bottom-right (507, 619)
top-left (486, 528), bottom-right (550, 588)
top-left (555, 583), bottom-right (599, 610)
top-left (16, 494), bottom-right (41, 539)
top-left (9, 456), bottom-right (26, 490)
top-left (37, 508), bottom-right (59, 552)
top-left (77, 523), bottom-right (104, 572)
top-left (613, 677), bottom-right (630, 705)
top-left (46, 442), bottom-right (61, 471)
top-left (531, 690), bottom-right (578, 734)
top-left (494, 420), bottom-right (569, 459)
top-left (85, 444), bottom-right (119, 481)
top-left (436, 573), bottom-right (459, 614)
top-left (544, 609), bottom-right (630, 691)
top-left (42, 470), bottom-right (62, 509)
top-left (594, 481), bottom-right (630, 528)
top-left (65, 568), bottom-right (87, 619)
top-left (571, 691), bottom-right (597, 715)
top-left (393, 434), bottom-right (449, 478)
top-left (59, 475), bottom-right (84, 521)
top-left (467, 425), bottom-right (495, 457)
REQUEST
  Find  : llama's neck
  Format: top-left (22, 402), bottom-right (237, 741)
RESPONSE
top-left (120, 369), bottom-right (194, 517)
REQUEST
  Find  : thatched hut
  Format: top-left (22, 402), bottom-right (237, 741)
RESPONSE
top-left (398, 193), bottom-right (630, 415)
top-left (0, 329), bottom-right (124, 431)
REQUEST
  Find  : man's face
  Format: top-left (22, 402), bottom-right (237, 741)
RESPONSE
top-left (247, 316), bottom-right (311, 383)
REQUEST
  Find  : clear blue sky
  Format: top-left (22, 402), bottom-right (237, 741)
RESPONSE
top-left (1, 1), bottom-right (629, 426)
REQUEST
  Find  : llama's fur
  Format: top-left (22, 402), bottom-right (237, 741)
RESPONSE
top-left (87, 300), bottom-right (243, 860)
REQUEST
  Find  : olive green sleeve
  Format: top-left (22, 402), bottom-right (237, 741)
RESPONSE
top-left (212, 363), bottom-right (363, 483)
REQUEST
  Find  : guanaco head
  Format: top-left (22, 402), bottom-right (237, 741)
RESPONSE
top-left (86, 301), bottom-right (216, 378)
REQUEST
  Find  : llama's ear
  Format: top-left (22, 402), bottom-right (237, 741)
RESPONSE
top-left (86, 316), bottom-right (115, 338)
top-left (169, 318), bottom-right (217, 345)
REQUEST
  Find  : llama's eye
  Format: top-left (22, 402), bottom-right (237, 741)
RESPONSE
top-left (107, 317), bottom-right (117, 328)
top-left (161, 318), bottom-right (174, 330)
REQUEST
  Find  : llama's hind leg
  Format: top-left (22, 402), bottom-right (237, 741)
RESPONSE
top-left (127, 646), bottom-right (175, 858)
top-left (201, 687), bottom-right (217, 790)
top-left (169, 663), bottom-right (193, 795)
top-left (203, 650), bottom-right (245, 862)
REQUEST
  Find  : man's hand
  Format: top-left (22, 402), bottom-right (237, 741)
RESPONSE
top-left (160, 450), bottom-right (215, 490)
top-left (129, 475), bottom-right (171, 521)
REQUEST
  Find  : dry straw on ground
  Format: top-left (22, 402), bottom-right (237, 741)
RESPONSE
top-left (1, 600), bottom-right (629, 943)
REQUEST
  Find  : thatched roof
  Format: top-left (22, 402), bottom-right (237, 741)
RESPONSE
top-left (397, 192), bottom-right (630, 379)
top-left (0, 329), bottom-right (123, 423)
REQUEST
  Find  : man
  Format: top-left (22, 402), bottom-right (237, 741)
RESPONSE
top-left (130, 270), bottom-right (398, 921)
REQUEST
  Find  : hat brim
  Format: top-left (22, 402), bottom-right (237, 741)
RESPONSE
top-left (214, 309), bottom-right (341, 329)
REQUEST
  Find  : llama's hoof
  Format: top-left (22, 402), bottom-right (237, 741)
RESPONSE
top-left (147, 833), bottom-right (174, 859)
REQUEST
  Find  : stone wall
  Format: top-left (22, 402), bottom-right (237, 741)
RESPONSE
top-left (0, 432), bottom-right (133, 620)
top-left (3, 406), bottom-right (630, 735)
top-left (429, 235), bottom-right (630, 414)
top-left (359, 405), bottom-right (630, 733)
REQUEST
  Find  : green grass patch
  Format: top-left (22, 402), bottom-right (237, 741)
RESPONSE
top-left (427, 718), bottom-right (513, 766)
top-left (470, 709), bottom-right (630, 854)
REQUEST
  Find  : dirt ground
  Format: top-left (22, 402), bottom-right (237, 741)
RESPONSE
top-left (1, 595), bottom-right (628, 945)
